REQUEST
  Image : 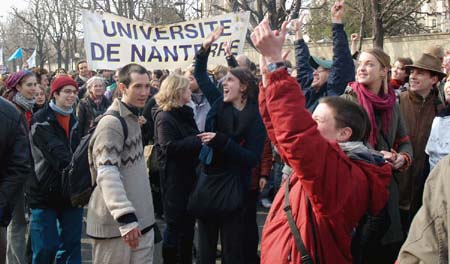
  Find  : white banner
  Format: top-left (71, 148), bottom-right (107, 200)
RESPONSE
top-left (27, 49), bottom-right (37, 68)
top-left (82, 10), bottom-right (250, 70)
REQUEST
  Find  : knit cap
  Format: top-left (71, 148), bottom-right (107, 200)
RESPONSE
top-left (50, 76), bottom-right (78, 97)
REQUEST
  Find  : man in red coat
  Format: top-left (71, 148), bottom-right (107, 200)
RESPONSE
top-left (250, 4), bottom-right (393, 263)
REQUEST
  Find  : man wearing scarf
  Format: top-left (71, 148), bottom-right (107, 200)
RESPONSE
top-left (28, 76), bottom-right (83, 263)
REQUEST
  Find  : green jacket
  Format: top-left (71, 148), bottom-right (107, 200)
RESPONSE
top-left (342, 86), bottom-right (413, 245)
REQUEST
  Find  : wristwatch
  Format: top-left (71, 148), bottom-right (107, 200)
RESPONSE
top-left (267, 61), bottom-right (286, 72)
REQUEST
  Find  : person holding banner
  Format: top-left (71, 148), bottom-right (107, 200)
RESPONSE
top-left (193, 26), bottom-right (266, 264)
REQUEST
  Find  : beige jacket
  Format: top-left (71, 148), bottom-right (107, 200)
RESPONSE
top-left (87, 99), bottom-right (155, 238)
top-left (398, 155), bottom-right (450, 263)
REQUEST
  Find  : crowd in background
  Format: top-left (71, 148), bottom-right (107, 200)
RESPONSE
top-left (1, 0), bottom-right (450, 264)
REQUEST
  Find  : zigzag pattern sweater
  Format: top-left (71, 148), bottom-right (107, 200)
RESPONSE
top-left (87, 99), bottom-right (155, 238)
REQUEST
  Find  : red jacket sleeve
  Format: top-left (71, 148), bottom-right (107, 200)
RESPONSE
top-left (261, 68), bottom-right (359, 216)
top-left (259, 82), bottom-right (278, 149)
top-left (259, 138), bottom-right (273, 178)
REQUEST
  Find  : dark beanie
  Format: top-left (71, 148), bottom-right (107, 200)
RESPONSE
top-left (50, 76), bottom-right (78, 97)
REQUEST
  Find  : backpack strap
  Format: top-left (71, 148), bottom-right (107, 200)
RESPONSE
top-left (284, 177), bottom-right (314, 264)
top-left (103, 110), bottom-right (128, 141)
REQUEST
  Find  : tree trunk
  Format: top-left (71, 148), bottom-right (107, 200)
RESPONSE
top-left (128, 0), bottom-right (134, 19)
top-left (56, 41), bottom-right (63, 68)
top-left (291, 0), bottom-right (301, 19)
top-left (105, 0), bottom-right (111, 12)
top-left (371, 0), bottom-right (384, 49)
top-left (268, 0), bottom-right (277, 29)
top-left (358, 10), bottom-right (365, 52)
top-left (38, 37), bottom-right (45, 69)
top-left (64, 40), bottom-right (70, 70)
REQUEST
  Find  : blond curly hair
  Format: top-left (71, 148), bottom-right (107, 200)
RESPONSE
top-left (155, 74), bottom-right (190, 111)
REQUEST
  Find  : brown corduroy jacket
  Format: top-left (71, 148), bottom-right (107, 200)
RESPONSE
top-left (397, 89), bottom-right (444, 213)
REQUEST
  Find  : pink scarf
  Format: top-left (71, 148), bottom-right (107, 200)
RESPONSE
top-left (349, 82), bottom-right (396, 147)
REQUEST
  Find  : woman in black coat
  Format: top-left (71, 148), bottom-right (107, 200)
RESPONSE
top-left (153, 74), bottom-right (202, 264)
top-left (76, 76), bottom-right (110, 136)
top-left (193, 27), bottom-right (266, 264)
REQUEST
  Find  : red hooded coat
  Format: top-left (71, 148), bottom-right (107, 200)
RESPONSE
top-left (259, 69), bottom-right (392, 264)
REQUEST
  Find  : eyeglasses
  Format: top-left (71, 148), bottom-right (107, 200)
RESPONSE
top-left (61, 89), bottom-right (78, 95)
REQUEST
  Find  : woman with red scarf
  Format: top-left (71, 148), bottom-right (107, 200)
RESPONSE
top-left (2, 70), bottom-right (37, 264)
top-left (3, 70), bottom-right (37, 127)
top-left (342, 48), bottom-right (413, 264)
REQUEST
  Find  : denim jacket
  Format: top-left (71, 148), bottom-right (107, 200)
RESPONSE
top-left (295, 23), bottom-right (355, 112)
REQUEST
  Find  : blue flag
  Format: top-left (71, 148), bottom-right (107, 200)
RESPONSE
top-left (8, 48), bottom-right (23, 61)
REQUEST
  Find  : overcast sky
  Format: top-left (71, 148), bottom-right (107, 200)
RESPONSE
top-left (0, 0), bottom-right (27, 21)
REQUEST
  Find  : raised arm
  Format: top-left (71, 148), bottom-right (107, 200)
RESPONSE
top-left (252, 17), bottom-right (358, 215)
top-left (193, 27), bottom-right (224, 104)
top-left (224, 41), bottom-right (239, 68)
top-left (291, 15), bottom-right (314, 90)
top-left (327, 0), bottom-right (355, 96)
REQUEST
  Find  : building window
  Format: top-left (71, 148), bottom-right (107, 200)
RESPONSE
top-left (432, 19), bottom-right (437, 27)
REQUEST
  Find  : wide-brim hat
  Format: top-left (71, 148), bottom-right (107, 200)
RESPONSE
top-left (405, 53), bottom-right (446, 80)
top-left (310, 56), bottom-right (332, 70)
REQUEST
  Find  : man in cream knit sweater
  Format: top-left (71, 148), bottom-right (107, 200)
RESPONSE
top-left (87, 63), bottom-right (155, 264)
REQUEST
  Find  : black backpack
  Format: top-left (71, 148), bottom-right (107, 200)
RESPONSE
top-left (62, 110), bottom-right (128, 207)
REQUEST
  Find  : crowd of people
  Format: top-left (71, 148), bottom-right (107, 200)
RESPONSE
top-left (1, 0), bottom-right (450, 263)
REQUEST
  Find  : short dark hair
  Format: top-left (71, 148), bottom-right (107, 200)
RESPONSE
top-left (118, 63), bottom-right (149, 88)
top-left (396, 57), bottom-right (413, 76)
top-left (31, 68), bottom-right (48, 84)
top-left (153, 69), bottom-right (163, 80)
top-left (76, 60), bottom-right (87, 70)
top-left (319, 96), bottom-right (371, 142)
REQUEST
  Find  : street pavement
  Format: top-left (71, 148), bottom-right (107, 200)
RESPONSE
top-left (81, 205), bottom-right (270, 263)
